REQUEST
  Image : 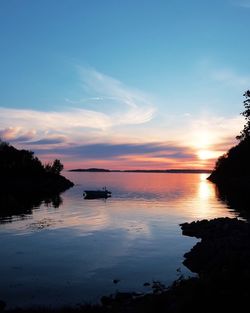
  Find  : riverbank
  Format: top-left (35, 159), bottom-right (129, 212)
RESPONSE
top-left (2, 217), bottom-right (249, 313)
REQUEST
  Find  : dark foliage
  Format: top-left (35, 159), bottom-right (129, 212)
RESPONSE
top-left (0, 140), bottom-right (74, 219)
top-left (0, 140), bottom-right (44, 176)
top-left (236, 90), bottom-right (250, 141)
top-left (208, 90), bottom-right (250, 183)
top-left (0, 140), bottom-right (65, 177)
top-left (209, 136), bottom-right (250, 181)
top-left (45, 159), bottom-right (64, 175)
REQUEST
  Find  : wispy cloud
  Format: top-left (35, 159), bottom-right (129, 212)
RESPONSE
top-left (210, 68), bottom-right (250, 88)
top-left (0, 127), bottom-right (36, 142)
top-left (233, 0), bottom-right (250, 8)
top-left (195, 59), bottom-right (250, 90)
top-left (28, 137), bottom-right (67, 145)
top-left (77, 67), bottom-right (156, 125)
top-left (79, 67), bottom-right (147, 108)
top-left (0, 107), bottom-right (111, 132)
top-left (35, 142), bottom-right (190, 159)
top-left (34, 141), bottom-right (196, 170)
top-left (0, 67), bottom-right (156, 146)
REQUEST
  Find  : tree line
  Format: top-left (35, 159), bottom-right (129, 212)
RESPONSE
top-left (0, 140), bottom-right (63, 176)
top-left (209, 90), bottom-right (250, 181)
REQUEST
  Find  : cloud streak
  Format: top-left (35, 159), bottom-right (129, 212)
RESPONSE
top-left (28, 137), bottom-right (67, 145)
top-left (0, 127), bottom-right (36, 142)
top-left (211, 68), bottom-right (250, 88)
top-left (233, 0), bottom-right (250, 8)
top-left (77, 67), bottom-right (156, 125)
top-left (33, 141), bottom-right (197, 170)
top-left (0, 68), bottom-right (156, 147)
top-left (35, 142), bottom-right (190, 159)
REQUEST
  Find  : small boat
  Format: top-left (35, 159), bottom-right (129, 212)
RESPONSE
top-left (83, 187), bottom-right (112, 199)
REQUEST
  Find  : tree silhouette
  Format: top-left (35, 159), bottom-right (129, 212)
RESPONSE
top-left (45, 159), bottom-right (64, 175)
top-left (209, 90), bottom-right (250, 182)
top-left (236, 90), bottom-right (250, 141)
top-left (0, 140), bottom-right (64, 177)
top-left (0, 139), bottom-right (44, 175)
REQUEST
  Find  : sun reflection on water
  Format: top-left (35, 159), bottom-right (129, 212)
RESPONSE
top-left (196, 173), bottom-right (218, 218)
top-left (199, 174), bottom-right (213, 199)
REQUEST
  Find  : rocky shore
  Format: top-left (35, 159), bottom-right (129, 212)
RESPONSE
top-left (181, 217), bottom-right (250, 282)
top-left (98, 217), bottom-right (250, 312)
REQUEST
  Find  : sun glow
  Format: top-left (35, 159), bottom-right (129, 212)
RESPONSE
top-left (197, 150), bottom-right (218, 160)
top-left (191, 131), bottom-right (215, 149)
top-left (190, 130), bottom-right (219, 162)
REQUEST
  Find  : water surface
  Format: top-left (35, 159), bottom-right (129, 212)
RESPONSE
top-left (0, 173), bottom-right (236, 308)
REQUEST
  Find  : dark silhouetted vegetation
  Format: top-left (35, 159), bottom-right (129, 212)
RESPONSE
top-left (208, 136), bottom-right (250, 182)
top-left (208, 90), bottom-right (250, 220)
top-left (236, 90), bottom-right (250, 141)
top-left (0, 139), bottom-right (70, 180)
top-left (0, 140), bottom-right (44, 176)
top-left (208, 90), bottom-right (250, 184)
top-left (45, 159), bottom-right (64, 175)
top-left (0, 140), bottom-right (73, 219)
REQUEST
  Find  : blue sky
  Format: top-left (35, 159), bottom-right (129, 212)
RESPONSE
top-left (1, 0), bottom-right (250, 169)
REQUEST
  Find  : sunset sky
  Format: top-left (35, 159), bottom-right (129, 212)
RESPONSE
top-left (1, 0), bottom-right (250, 169)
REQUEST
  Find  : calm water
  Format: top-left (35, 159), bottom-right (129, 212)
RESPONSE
top-left (0, 173), bottom-right (237, 308)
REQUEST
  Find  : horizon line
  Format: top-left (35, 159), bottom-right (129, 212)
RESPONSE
top-left (68, 167), bottom-right (212, 173)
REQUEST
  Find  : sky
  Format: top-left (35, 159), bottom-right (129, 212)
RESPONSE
top-left (1, 0), bottom-right (250, 170)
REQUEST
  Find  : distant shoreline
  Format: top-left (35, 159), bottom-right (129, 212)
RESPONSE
top-left (69, 168), bottom-right (212, 174)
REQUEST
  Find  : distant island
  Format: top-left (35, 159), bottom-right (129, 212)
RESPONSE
top-left (69, 168), bottom-right (212, 173)
top-left (70, 168), bottom-right (111, 172)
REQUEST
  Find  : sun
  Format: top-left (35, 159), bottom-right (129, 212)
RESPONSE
top-left (197, 150), bottom-right (217, 160)
top-left (190, 131), bottom-right (220, 161)
top-left (191, 131), bottom-right (214, 150)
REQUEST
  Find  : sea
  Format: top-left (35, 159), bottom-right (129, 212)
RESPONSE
top-left (0, 172), bottom-right (237, 308)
